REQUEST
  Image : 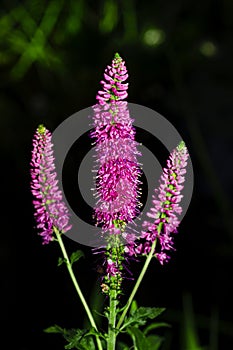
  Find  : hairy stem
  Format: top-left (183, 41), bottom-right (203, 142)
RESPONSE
top-left (54, 227), bottom-right (103, 350)
top-left (116, 239), bottom-right (157, 330)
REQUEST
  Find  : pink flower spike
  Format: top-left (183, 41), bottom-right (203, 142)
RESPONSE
top-left (30, 124), bottom-right (72, 244)
top-left (134, 141), bottom-right (189, 263)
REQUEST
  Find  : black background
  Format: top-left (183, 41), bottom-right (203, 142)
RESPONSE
top-left (1, 1), bottom-right (233, 349)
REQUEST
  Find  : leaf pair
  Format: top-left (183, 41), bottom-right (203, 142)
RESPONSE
top-left (58, 250), bottom-right (84, 267)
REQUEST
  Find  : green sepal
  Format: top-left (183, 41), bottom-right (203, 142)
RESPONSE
top-left (166, 192), bottom-right (172, 197)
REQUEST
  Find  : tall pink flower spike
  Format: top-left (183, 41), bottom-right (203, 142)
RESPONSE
top-left (90, 53), bottom-right (142, 291)
top-left (90, 53), bottom-right (142, 236)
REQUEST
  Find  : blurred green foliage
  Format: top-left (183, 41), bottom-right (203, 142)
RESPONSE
top-left (0, 0), bottom-right (72, 77)
top-left (0, 0), bottom-right (159, 79)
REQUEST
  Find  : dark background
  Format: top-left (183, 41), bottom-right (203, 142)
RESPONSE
top-left (1, 0), bottom-right (233, 349)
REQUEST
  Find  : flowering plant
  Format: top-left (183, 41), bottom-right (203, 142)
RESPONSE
top-left (30, 53), bottom-right (189, 350)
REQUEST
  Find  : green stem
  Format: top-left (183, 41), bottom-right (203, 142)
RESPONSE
top-left (116, 239), bottom-right (157, 331)
top-left (108, 289), bottom-right (117, 350)
top-left (54, 228), bottom-right (103, 350)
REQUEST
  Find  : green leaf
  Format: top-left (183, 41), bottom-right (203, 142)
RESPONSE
top-left (121, 307), bottom-right (166, 330)
top-left (65, 341), bottom-right (86, 350)
top-left (43, 325), bottom-right (103, 350)
top-left (130, 300), bottom-right (138, 315)
top-left (44, 324), bottom-right (65, 334)
top-left (58, 257), bottom-right (67, 266)
top-left (147, 335), bottom-right (164, 350)
top-left (65, 335), bottom-right (95, 350)
top-left (143, 322), bottom-right (171, 336)
top-left (127, 326), bottom-right (149, 350)
top-left (57, 251), bottom-right (84, 267)
top-left (63, 328), bottom-right (86, 349)
top-left (79, 336), bottom-right (95, 350)
top-left (64, 328), bottom-right (102, 350)
top-left (70, 250), bottom-right (84, 266)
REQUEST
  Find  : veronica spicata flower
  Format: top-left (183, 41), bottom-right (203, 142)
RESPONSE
top-left (90, 53), bottom-right (142, 294)
top-left (90, 53), bottom-right (142, 234)
top-left (126, 141), bottom-right (189, 264)
top-left (30, 124), bottom-right (72, 244)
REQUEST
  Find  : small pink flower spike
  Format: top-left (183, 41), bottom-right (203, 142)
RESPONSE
top-left (30, 124), bottom-right (72, 244)
top-left (131, 141), bottom-right (189, 264)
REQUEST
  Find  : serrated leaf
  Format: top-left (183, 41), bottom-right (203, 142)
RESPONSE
top-left (143, 322), bottom-right (171, 336)
top-left (127, 326), bottom-right (149, 350)
top-left (65, 335), bottom-right (95, 350)
top-left (147, 335), bottom-right (164, 350)
top-left (121, 307), bottom-right (166, 330)
top-left (132, 307), bottom-right (166, 322)
top-left (63, 328), bottom-right (86, 349)
top-left (44, 324), bottom-right (64, 334)
top-left (64, 328), bottom-right (101, 350)
top-left (65, 342), bottom-right (86, 350)
top-left (70, 250), bottom-right (84, 266)
top-left (79, 336), bottom-right (95, 350)
top-left (43, 325), bottom-right (97, 350)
